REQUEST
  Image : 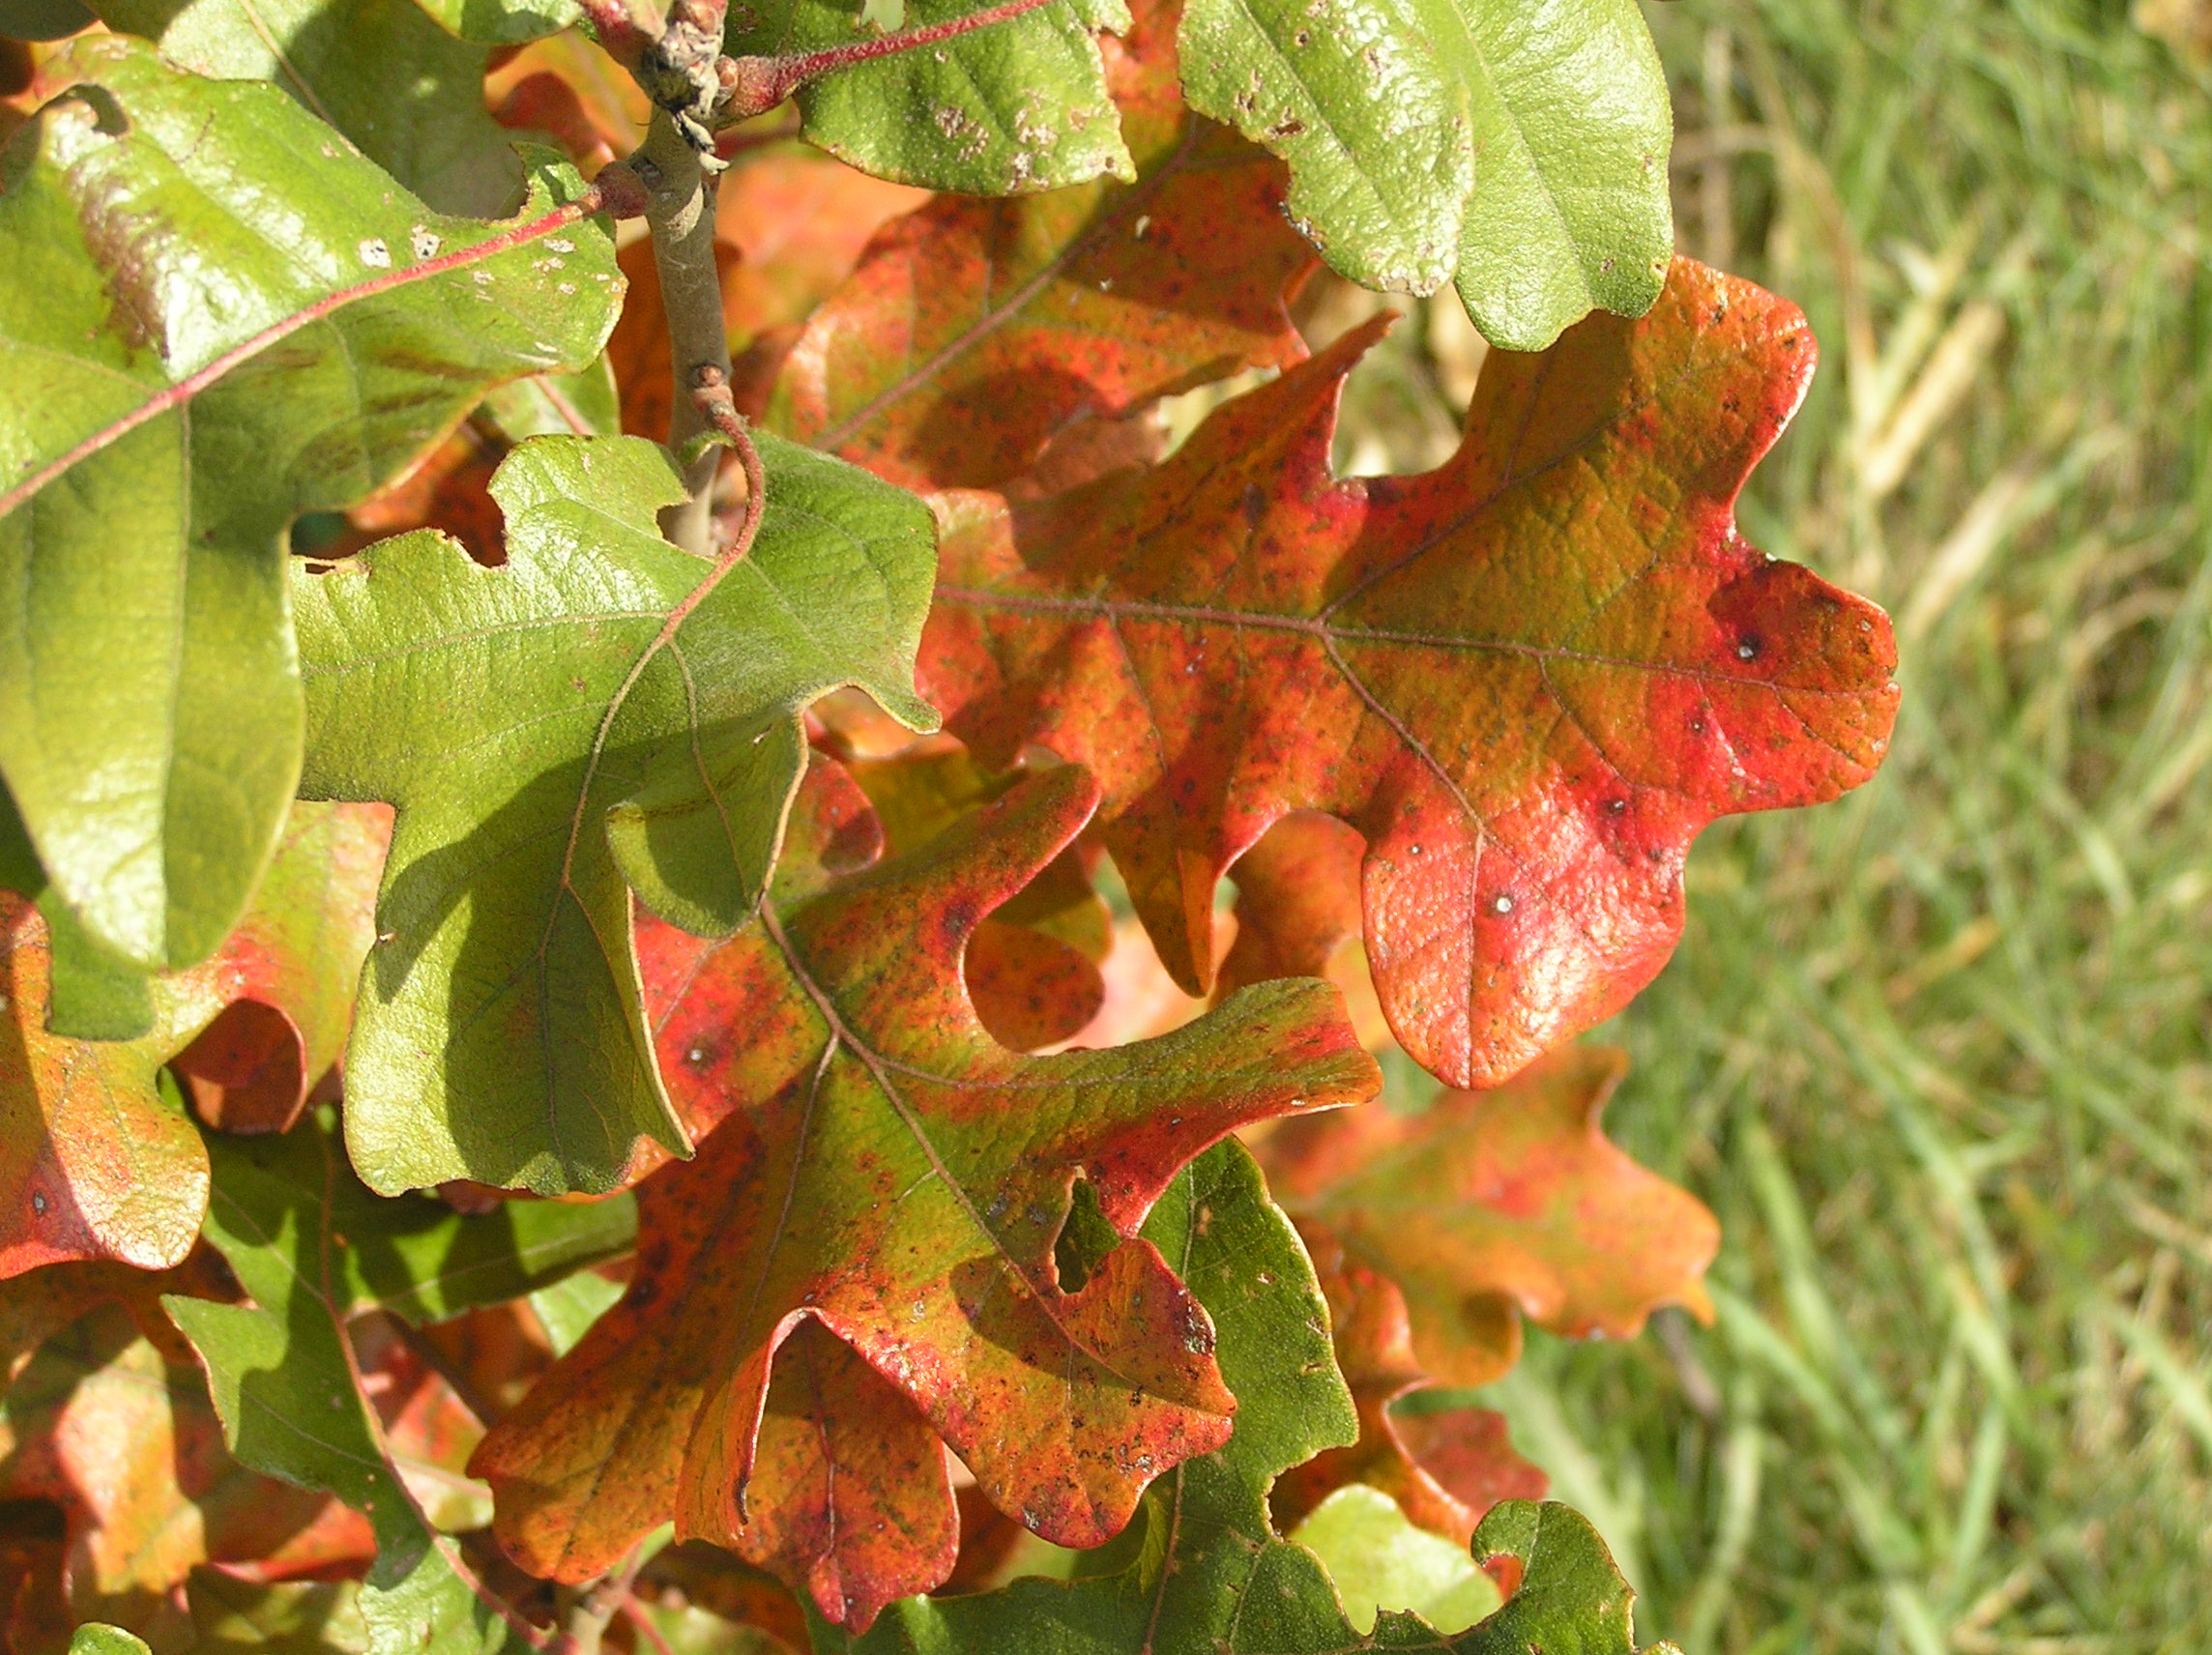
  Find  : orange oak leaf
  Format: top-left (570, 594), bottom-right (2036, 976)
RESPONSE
top-left (921, 258), bottom-right (1901, 1089)
top-left (471, 760), bottom-right (1379, 1628)
top-left (770, 0), bottom-right (1315, 491)
top-left (1270, 1227), bottom-right (1545, 1548)
top-left (1258, 1046), bottom-right (1719, 1388)
top-left (1, 802), bottom-right (390, 1276)
top-left (1215, 811), bottom-right (1391, 1052)
top-left (0, 1298), bottom-right (373, 1644)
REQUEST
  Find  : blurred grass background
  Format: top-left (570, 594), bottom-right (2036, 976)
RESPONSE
top-left (1363, 0), bottom-right (2212, 1649)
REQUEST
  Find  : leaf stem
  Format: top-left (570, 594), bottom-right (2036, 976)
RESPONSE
top-left (551, 1542), bottom-right (654, 1655)
top-left (636, 107), bottom-right (735, 556)
top-left (689, 364), bottom-right (767, 562)
top-left (717, 0), bottom-right (1064, 123)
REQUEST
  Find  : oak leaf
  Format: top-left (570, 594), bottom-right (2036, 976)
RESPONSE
top-left (163, 1110), bottom-right (637, 1655)
top-left (1270, 1229), bottom-right (1545, 1549)
top-left (770, 0), bottom-right (1316, 491)
top-left (921, 258), bottom-right (1900, 1089)
top-left (292, 432), bottom-right (937, 1196)
top-left (1260, 1046), bottom-right (1718, 1388)
top-left (838, 737), bottom-right (1111, 1050)
top-left (0, 1298), bottom-right (375, 1648)
top-left (832, 1140), bottom-right (1671, 1655)
top-left (470, 760), bottom-right (1380, 1628)
top-left (1, 802), bottom-right (389, 1277)
top-left (1178, 0), bottom-right (1673, 350)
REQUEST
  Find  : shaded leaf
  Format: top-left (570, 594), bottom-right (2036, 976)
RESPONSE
top-left (1, 802), bottom-right (389, 1277)
top-left (471, 762), bottom-right (1379, 1626)
top-left (1262, 1047), bottom-right (1718, 1387)
top-left (162, 1114), bottom-right (596, 1655)
top-left (0, 1299), bottom-right (374, 1645)
top-left (1270, 1227), bottom-right (1544, 1549)
top-left (771, 0), bottom-right (1315, 491)
top-left (921, 259), bottom-right (1899, 1089)
top-left (294, 431), bottom-right (937, 1195)
top-left (726, 0), bottom-right (1133, 195)
top-left (0, 37), bottom-right (622, 978)
top-left (169, 802), bottom-right (392, 1135)
top-left (409, 0), bottom-right (576, 45)
top-left (1178, 0), bottom-right (1673, 350)
top-left (827, 1140), bottom-right (1672, 1655)
top-left (186, 1569), bottom-right (371, 1655)
top-left (87, 0), bottom-right (524, 216)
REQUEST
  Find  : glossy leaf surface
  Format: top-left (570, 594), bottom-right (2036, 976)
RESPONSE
top-left (923, 259), bottom-right (1899, 1089)
top-left (471, 763), bottom-right (1379, 1625)
top-left (0, 38), bottom-right (621, 978)
top-left (294, 433), bottom-right (937, 1195)
top-left (88, 0), bottom-right (524, 216)
top-left (827, 1141), bottom-right (1670, 1654)
top-left (771, 0), bottom-right (1315, 490)
top-left (1, 802), bottom-right (388, 1278)
top-left (411, 0), bottom-right (576, 44)
top-left (1178, 0), bottom-right (1673, 349)
top-left (727, 0), bottom-right (1133, 195)
top-left (1262, 1047), bottom-right (1718, 1386)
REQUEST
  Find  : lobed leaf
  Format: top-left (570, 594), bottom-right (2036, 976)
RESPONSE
top-left (469, 759), bottom-right (1379, 1627)
top-left (1262, 1047), bottom-right (1719, 1387)
top-left (294, 432), bottom-right (938, 1196)
top-left (0, 37), bottom-right (623, 981)
top-left (826, 1140), bottom-right (1674, 1655)
top-left (87, 0), bottom-right (525, 216)
top-left (163, 1111), bottom-right (632, 1655)
top-left (1, 1296), bottom-right (375, 1643)
top-left (1, 801), bottom-right (388, 1278)
top-left (1270, 1227), bottom-right (1546, 1549)
top-left (727, 0), bottom-right (1134, 196)
top-left (921, 258), bottom-right (1900, 1089)
top-left (771, 0), bottom-right (1315, 491)
top-left (1178, 0), bottom-right (1673, 349)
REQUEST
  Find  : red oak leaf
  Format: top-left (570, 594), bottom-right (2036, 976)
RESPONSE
top-left (839, 737), bottom-right (1111, 1051)
top-left (921, 258), bottom-right (1900, 1089)
top-left (1258, 1046), bottom-right (1719, 1388)
top-left (769, 0), bottom-right (1316, 491)
top-left (471, 760), bottom-right (1378, 1628)
top-left (1270, 1227), bottom-right (1545, 1549)
top-left (1, 803), bottom-right (390, 1276)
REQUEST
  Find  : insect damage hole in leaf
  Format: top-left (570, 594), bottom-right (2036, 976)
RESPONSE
top-left (471, 757), bottom-right (1380, 1628)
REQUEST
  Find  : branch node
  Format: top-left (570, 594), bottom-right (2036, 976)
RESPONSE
top-left (586, 160), bottom-right (653, 219)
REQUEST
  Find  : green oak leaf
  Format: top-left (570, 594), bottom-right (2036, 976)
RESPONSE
top-left (163, 1112), bottom-right (630, 1655)
top-left (727, 0), bottom-right (1134, 194)
top-left (1177, 0), bottom-right (1673, 351)
top-left (295, 432), bottom-right (937, 1196)
top-left (480, 360), bottom-right (625, 443)
top-left (408, 0), bottom-right (578, 45)
top-left (187, 1571), bottom-right (372, 1655)
top-left (69, 1628), bottom-right (154, 1655)
top-left (0, 37), bottom-right (623, 987)
top-left (822, 1142), bottom-right (1674, 1655)
top-left (88, 0), bottom-right (525, 217)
